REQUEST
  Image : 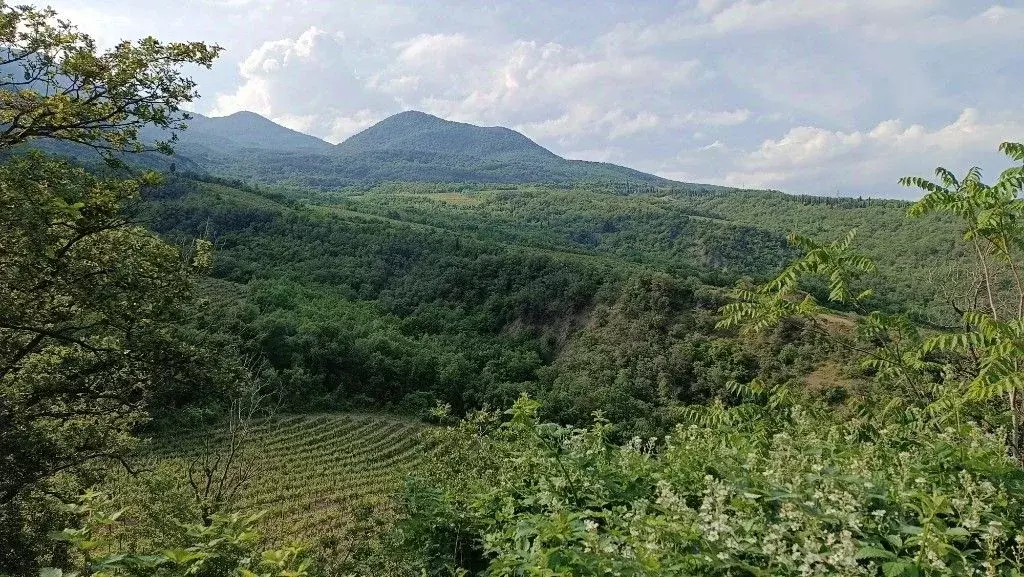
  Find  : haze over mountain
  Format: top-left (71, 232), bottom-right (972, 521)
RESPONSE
top-left (180, 111), bottom-right (335, 154)
top-left (146, 109), bottom-right (688, 190)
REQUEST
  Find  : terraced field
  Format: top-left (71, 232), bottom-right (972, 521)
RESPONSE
top-left (146, 413), bottom-right (429, 548)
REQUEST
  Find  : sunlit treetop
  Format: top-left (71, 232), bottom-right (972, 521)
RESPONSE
top-left (0, 2), bottom-right (221, 157)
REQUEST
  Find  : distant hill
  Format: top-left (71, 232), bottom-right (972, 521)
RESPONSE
top-left (19, 110), bottom-right (334, 174)
top-left (27, 109), bottom-right (701, 189)
top-left (336, 110), bottom-right (560, 161)
top-left (326, 110), bottom-right (674, 187)
top-left (175, 111), bottom-right (335, 154)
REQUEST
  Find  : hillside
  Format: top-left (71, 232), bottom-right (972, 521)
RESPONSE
top-left (140, 175), bottom-right (961, 432)
top-left (121, 174), bottom-right (969, 570)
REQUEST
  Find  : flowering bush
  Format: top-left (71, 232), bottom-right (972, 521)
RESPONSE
top-left (403, 397), bottom-right (1024, 576)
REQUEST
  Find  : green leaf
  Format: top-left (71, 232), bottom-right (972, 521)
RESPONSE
top-left (899, 524), bottom-right (923, 535)
top-left (855, 547), bottom-right (896, 560)
top-left (944, 527), bottom-right (970, 538)
top-left (882, 560), bottom-right (916, 577)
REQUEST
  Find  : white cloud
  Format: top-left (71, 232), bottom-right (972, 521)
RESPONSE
top-left (517, 106), bottom-right (749, 143)
top-left (210, 26), bottom-right (395, 143)
top-left (327, 109), bottom-right (384, 143)
top-left (519, 106), bottom-right (664, 140)
top-left (395, 33), bottom-right (470, 67)
top-left (717, 108), bottom-right (1024, 193)
top-left (607, 0), bottom-right (937, 46)
top-left (671, 109), bottom-right (751, 127)
top-left (700, 140), bottom-right (728, 151)
top-left (274, 113), bottom-right (316, 134)
top-left (863, 4), bottom-right (1024, 43)
top-left (213, 26), bottom-right (329, 117)
top-left (393, 40), bottom-right (701, 140)
top-left (697, 0), bottom-right (728, 14)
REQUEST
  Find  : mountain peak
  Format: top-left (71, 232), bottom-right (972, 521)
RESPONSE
top-left (213, 110), bottom-right (288, 127)
top-left (390, 110), bottom-right (437, 120)
top-left (336, 110), bottom-right (558, 162)
top-left (181, 110), bottom-right (333, 153)
top-left (221, 110), bottom-right (270, 121)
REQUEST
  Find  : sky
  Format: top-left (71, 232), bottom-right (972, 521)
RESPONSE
top-left (49, 0), bottom-right (1024, 197)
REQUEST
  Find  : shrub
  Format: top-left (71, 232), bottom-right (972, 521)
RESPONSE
top-left (401, 397), bottom-right (1024, 576)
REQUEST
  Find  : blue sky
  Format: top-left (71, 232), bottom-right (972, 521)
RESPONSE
top-left (52, 0), bottom-right (1023, 197)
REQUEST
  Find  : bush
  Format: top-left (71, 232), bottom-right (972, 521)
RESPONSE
top-left (401, 397), bottom-right (1024, 576)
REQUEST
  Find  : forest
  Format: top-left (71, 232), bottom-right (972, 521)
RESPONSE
top-left (2, 4), bottom-right (1024, 577)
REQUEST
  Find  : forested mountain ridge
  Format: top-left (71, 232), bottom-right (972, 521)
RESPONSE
top-left (167, 110), bottom-right (336, 154)
top-left (135, 173), bottom-right (963, 433)
top-left (134, 109), bottom-right (685, 189)
top-left (335, 110), bottom-right (560, 161)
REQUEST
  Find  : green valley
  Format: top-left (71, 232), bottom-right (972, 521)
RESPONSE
top-left (3, 4), bottom-right (1024, 577)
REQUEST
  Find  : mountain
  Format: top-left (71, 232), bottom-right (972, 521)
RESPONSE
top-left (139, 111), bottom-right (334, 161)
top-left (21, 110), bottom-right (335, 174)
top-left (328, 110), bottom-right (675, 187)
top-left (335, 110), bottom-right (560, 162)
top-left (30, 109), bottom-right (703, 190)
top-left (176, 111), bottom-right (335, 154)
top-left (154, 109), bottom-right (687, 189)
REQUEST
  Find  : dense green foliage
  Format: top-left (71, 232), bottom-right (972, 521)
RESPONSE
top-left (402, 397), bottom-right (1024, 576)
top-left (126, 168), bottom-right (966, 442)
top-left (390, 143), bottom-right (1024, 576)
top-left (330, 184), bottom-right (963, 320)
top-left (140, 174), bottom-right (865, 436)
top-left (1, 154), bottom-right (194, 508)
top-left (45, 492), bottom-right (312, 577)
top-left (0, 4), bottom-right (231, 573)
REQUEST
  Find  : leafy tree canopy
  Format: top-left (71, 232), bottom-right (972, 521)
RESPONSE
top-left (0, 4), bottom-right (222, 571)
top-left (0, 2), bottom-right (220, 156)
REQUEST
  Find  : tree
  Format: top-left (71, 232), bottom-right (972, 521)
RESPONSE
top-left (718, 141), bottom-right (1024, 461)
top-left (902, 142), bottom-right (1024, 459)
top-left (0, 4), bottom-right (221, 571)
top-left (0, 153), bottom-right (222, 571)
top-left (0, 2), bottom-right (221, 156)
top-left (187, 366), bottom-right (281, 526)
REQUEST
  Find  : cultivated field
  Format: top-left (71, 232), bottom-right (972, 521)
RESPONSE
top-left (145, 413), bottom-right (429, 549)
